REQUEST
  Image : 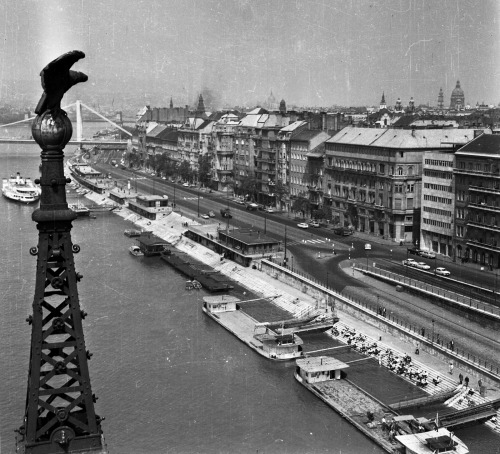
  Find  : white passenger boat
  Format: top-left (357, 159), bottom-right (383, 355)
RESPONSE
top-left (2, 172), bottom-right (41, 203)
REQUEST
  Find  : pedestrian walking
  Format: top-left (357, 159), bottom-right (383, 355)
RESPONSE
top-left (383, 307), bottom-right (386, 317)
top-left (421, 327), bottom-right (425, 337)
top-left (478, 378), bottom-right (483, 388)
top-left (464, 376), bottom-right (469, 387)
top-left (458, 373), bottom-right (463, 385)
top-left (448, 361), bottom-right (453, 375)
top-left (450, 339), bottom-right (454, 351)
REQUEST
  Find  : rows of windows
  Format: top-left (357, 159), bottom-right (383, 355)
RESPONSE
top-left (423, 206), bottom-right (452, 217)
top-left (423, 169), bottom-right (453, 179)
top-left (458, 161), bottom-right (492, 172)
top-left (424, 182), bottom-right (452, 192)
top-left (425, 159), bottom-right (453, 167)
top-left (424, 194), bottom-right (452, 204)
top-left (423, 218), bottom-right (452, 229)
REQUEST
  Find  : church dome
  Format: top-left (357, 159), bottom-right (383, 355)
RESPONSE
top-left (451, 80), bottom-right (464, 97)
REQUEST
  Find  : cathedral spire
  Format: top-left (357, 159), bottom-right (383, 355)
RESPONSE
top-left (379, 92), bottom-right (387, 110)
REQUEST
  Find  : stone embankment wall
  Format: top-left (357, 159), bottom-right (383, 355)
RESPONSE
top-left (260, 259), bottom-right (500, 386)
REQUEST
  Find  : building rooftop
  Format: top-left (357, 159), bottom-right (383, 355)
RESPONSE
top-left (220, 228), bottom-right (281, 246)
top-left (296, 356), bottom-right (349, 372)
top-left (327, 127), bottom-right (481, 149)
top-left (137, 194), bottom-right (169, 202)
top-left (455, 133), bottom-right (500, 157)
top-left (203, 295), bottom-right (240, 305)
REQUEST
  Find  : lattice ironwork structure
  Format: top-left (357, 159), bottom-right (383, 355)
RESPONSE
top-left (16, 51), bottom-right (106, 454)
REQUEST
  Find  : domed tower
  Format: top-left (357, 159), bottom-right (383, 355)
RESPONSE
top-left (395, 97), bottom-right (402, 112)
top-left (279, 99), bottom-right (287, 114)
top-left (437, 88), bottom-right (444, 109)
top-left (450, 80), bottom-right (465, 110)
top-left (379, 92), bottom-right (387, 110)
top-left (408, 97), bottom-right (415, 112)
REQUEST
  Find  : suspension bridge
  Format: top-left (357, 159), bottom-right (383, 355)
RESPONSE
top-left (0, 100), bottom-right (131, 148)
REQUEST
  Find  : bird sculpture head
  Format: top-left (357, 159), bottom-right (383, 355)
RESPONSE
top-left (35, 50), bottom-right (88, 115)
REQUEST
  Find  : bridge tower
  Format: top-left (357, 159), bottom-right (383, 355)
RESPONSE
top-left (76, 100), bottom-right (83, 143)
top-left (16, 52), bottom-right (106, 454)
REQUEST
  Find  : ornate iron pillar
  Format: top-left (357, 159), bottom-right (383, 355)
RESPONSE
top-left (16, 51), bottom-right (105, 454)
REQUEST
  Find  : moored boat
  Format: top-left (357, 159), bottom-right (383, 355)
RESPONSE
top-left (202, 295), bottom-right (304, 361)
top-left (68, 203), bottom-right (91, 217)
top-left (124, 229), bottom-right (143, 237)
top-left (129, 245), bottom-right (144, 257)
top-left (2, 172), bottom-right (41, 203)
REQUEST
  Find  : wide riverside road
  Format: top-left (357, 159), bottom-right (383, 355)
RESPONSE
top-left (91, 162), bottom-right (500, 373)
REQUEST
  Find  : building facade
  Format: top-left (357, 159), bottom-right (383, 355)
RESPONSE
top-left (454, 133), bottom-right (500, 268)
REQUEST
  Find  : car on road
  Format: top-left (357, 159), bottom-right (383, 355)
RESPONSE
top-left (407, 247), bottom-right (422, 255)
top-left (297, 222), bottom-right (309, 229)
top-left (364, 243), bottom-right (372, 250)
top-left (402, 259), bottom-right (417, 266)
top-left (415, 261), bottom-right (431, 270)
top-left (419, 250), bottom-right (436, 259)
top-left (234, 199), bottom-right (245, 205)
top-left (200, 214), bottom-right (210, 219)
top-left (182, 182), bottom-right (189, 187)
top-left (246, 203), bottom-right (259, 211)
top-left (220, 208), bottom-right (232, 218)
top-left (264, 207), bottom-right (275, 213)
top-left (208, 211), bottom-right (215, 218)
top-left (333, 227), bottom-right (352, 236)
top-left (435, 267), bottom-right (451, 276)
top-left (308, 220), bottom-right (320, 228)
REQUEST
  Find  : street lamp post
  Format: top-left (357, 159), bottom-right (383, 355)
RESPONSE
top-left (284, 225), bottom-right (288, 267)
top-left (197, 184), bottom-right (200, 217)
top-left (432, 319), bottom-right (435, 342)
top-left (390, 249), bottom-right (392, 261)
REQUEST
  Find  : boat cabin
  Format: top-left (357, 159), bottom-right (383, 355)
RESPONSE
top-left (295, 356), bottom-right (349, 383)
top-left (258, 333), bottom-right (303, 360)
top-left (136, 233), bottom-right (170, 256)
top-left (128, 194), bottom-right (171, 220)
top-left (202, 295), bottom-right (239, 313)
top-left (395, 427), bottom-right (469, 454)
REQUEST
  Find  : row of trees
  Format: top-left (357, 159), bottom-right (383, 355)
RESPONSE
top-left (125, 151), bottom-right (213, 187)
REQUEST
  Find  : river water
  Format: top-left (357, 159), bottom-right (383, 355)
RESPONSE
top-left (0, 123), bottom-right (497, 453)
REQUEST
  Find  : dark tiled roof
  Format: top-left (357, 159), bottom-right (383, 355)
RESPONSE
top-left (456, 133), bottom-right (500, 156)
top-left (292, 130), bottom-right (324, 141)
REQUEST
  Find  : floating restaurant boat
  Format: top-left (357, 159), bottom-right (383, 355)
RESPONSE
top-left (2, 172), bottom-right (41, 203)
top-left (128, 245), bottom-right (144, 257)
top-left (135, 232), bottom-right (171, 257)
top-left (202, 295), bottom-right (304, 361)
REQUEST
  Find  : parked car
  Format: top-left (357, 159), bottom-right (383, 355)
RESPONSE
top-left (182, 182), bottom-right (189, 187)
top-left (234, 199), bottom-right (245, 205)
top-left (264, 207), bottom-right (275, 213)
top-left (297, 222), bottom-right (309, 229)
top-left (419, 250), bottom-right (436, 259)
top-left (200, 214), bottom-right (210, 219)
top-left (246, 203), bottom-right (259, 211)
top-left (407, 247), bottom-right (422, 255)
top-left (402, 259), bottom-right (417, 266)
top-left (415, 261), bottom-right (431, 270)
top-left (308, 220), bottom-right (320, 228)
top-left (208, 211), bottom-right (215, 218)
top-left (435, 267), bottom-right (451, 276)
top-left (334, 227), bottom-right (352, 236)
top-left (364, 243), bottom-right (372, 250)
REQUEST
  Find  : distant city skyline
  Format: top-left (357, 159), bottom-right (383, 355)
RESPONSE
top-left (0, 0), bottom-right (499, 110)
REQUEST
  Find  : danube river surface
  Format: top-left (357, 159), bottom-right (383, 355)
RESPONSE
top-left (0, 126), bottom-right (497, 453)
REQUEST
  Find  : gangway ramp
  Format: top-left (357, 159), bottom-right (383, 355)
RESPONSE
top-left (437, 398), bottom-right (500, 429)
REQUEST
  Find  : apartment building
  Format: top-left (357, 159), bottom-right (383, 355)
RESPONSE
top-left (324, 127), bottom-right (478, 243)
top-left (454, 133), bottom-right (500, 268)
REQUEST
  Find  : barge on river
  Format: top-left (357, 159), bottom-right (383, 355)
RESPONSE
top-left (202, 295), bottom-right (304, 361)
top-left (294, 356), bottom-right (469, 454)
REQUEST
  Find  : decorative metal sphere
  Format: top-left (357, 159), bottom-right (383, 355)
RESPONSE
top-left (32, 110), bottom-right (72, 149)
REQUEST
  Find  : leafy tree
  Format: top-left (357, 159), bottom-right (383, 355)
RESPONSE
top-left (273, 180), bottom-right (289, 208)
top-left (198, 154), bottom-right (213, 187)
top-left (238, 174), bottom-right (258, 201)
top-left (346, 203), bottom-right (359, 229)
top-left (178, 160), bottom-right (192, 183)
top-left (291, 192), bottom-right (311, 218)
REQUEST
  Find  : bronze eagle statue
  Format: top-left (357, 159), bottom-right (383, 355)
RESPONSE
top-left (35, 50), bottom-right (88, 115)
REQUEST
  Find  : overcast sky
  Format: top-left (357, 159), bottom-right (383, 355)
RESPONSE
top-left (0, 0), bottom-right (499, 110)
